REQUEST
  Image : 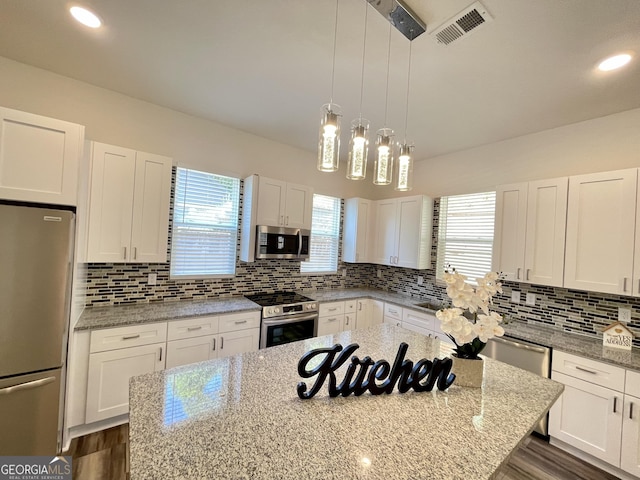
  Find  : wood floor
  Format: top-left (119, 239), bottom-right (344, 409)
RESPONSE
top-left (64, 425), bottom-right (619, 480)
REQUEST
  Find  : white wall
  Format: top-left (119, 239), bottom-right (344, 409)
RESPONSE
top-left (3, 56), bottom-right (639, 201)
top-left (0, 56), bottom-right (370, 199)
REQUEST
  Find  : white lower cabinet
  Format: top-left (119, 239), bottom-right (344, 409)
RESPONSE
top-left (86, 342), bottom-right (165, 424)
top-left (356, 299), bottom-right (383, 329)
top-left (166, 335), bottom-right (217, 369)
top-left (317, 301), bottom-right (346, 337)
top-left (317, 299), bottom-right (383, 336)
top-left (383, 303), bottom-right (403, 326)
top-left (549, 350), bottom-right (640, 477)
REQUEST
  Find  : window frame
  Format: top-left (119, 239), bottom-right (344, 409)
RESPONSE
top-left (300, 194), bottom-right (341, 275)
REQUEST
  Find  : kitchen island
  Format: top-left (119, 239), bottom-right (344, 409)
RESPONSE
top-left (128, 324), bottom-right (563, 479)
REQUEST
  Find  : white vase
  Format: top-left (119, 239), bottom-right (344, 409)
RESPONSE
top-left (451, 355), bottom-right (484, 388)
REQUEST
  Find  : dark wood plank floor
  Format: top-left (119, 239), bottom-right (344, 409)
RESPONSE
top-left (64, 425), bottom-right (619, 480)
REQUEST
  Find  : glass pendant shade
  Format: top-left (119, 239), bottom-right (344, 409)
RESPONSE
top-left (317, 103), bottom-right (341, 172)
top-left (347, 119), bottom-right (369, 180)
top-left (395, 143), bottom-right (414, 191)
top-left (373, 128), bottom-right (394, 185)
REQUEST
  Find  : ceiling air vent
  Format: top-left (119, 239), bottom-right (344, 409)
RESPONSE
top-left (431, 1), bottom-right (493, 46)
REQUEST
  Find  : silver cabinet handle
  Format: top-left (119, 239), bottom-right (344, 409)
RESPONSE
top-left (212, 338), bottom-right (216, 351)
top-left (358, 301), bottom-right (362, 311)
top-left (159, 347), bottom-right (163, 362)
top-left (280, 215), bottom-right (284, 225)
top-left (526, 269), bottom-right (530, 281)
top-left (234, 320), bottom-right (248, 325)
top-left (286, 215), bottom-right (289, 225)
top-left (613, 396), bottom-right (618, 414)
top-left (328, 308), bottom-right (337, 312)
top-left (327, 317), bottom-right (337, 322)
top-left (575, 365), bottom-right (597, 375)
top-left (187, 326), bottom-right (202, 331)
top-left (516, 267), bottom-right (521, 280)
top-left (0, 377), bottom-right (56, 395)
top-left (133, 247), bottom-right (137, 260)
top-left (345, 317), bottom-right (350, 326)
top-left (122, 334), bottom-right (140, 340)
top-left (624, 277), bottom-right (629, 292)
top-left (220, 337), bottom-right (224, 349)
top-left (631, 402), bottom-right (635, 420)
top-left (123, 246), bottom-right (127, 260)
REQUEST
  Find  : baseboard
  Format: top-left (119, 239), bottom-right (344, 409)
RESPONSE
top-left (549, 437), bottom-right (639, 480)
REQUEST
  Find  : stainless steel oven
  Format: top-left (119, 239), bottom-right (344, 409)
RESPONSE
top-left (246, 292), bottom-right (318, 349)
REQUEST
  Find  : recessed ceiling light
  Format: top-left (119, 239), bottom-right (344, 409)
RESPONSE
top-left (597, 53), bottom-right (632, 72)
top-left (69, 6), bottom-right (102, 28)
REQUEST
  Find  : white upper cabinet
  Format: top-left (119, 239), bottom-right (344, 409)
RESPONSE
top-left (85, 142), bottom-right (172, 263)
top-left (342, 198), bottom-right (374, 263)
top-left (372, 195), bottom-right (433, 269)
top-left (492, 183), bottom-right (528, 281)
top-left (493, 178), bottom-right (568, 286)
top-left (254, 176), bottom-right (313, 229)
top-left (564, 169), bottom-right (636, 295)
top-left (0, 106), bottom-right (84, 206)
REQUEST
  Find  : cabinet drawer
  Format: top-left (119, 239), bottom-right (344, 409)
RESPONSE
top-left (626, 370), bottom-right (640, 398)
top-left (552, 350), bottom-right (625, 392)
top-left (402, 309), bottom-right (435, 331)
top-left (384, 303), bottom-right (403, 320)
top-left (219, 311), bottom-right (260, 333)
top-left (344, 300), bottom-right (357, 314)
top-left (320, 302), bottom-right (344, 317)
top-left (168, 316), bottom-right (219, 341)
top-left (90, 322), bottom-right (167, 353)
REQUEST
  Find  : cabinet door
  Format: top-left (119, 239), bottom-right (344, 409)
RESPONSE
top-left (549, 371), bottom-right (623, 466)
top-left (369, 300), bottom-right (384, 326)
top-left (356, 299), bottom-right (371, 329)
top-left (0, 107), bottom-right (83, 206)
top-left (86, 343), bottom-right (165, 423)
top-left (564, 169), bottom-right (636, 294)
top-left (524, 178), bottom-right (568, 287)
top-left (492, 183), bottom-right (527, 281)
top-left (130, 151), bottom-right (172, 263)
top-left (86, 142), bottom-right (136, 262)
top-left (317, 315), bottom-right (344, 336)
top-left (256, 177), bottom-right (286, 226)
top-left (218, 328), bottom-right (260, 357)
top-left (622, 395), bottom-right (640, 476)
top-left (373, 199), bottom-right (397, 265)
top-left (166, 335), bottom-right (216, 369)
top-left (343, 198), bottom-right (372, 263)
top-left (284, 182), bottom-right (313, 229)
top-left (343, 313), bottom-right (357, 331)
top-left (396, 196), bottom-right (431, 269)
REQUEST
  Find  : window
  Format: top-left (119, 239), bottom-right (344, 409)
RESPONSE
top-left (301, 194), bottom-right (341, 274)
top-left (170, 167), bottom-right (240, 278)
top-left (436, 191), bottom-right (496, 283)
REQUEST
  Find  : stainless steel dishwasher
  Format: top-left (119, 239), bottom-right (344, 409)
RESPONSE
top-left (484, 335), bottom-right (552, 437)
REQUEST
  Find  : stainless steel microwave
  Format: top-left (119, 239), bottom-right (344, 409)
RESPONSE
top-left (255, 225), bottom-right (310, 260)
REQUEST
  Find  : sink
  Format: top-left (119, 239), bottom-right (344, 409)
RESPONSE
top-left (414, 301), bottom-right (442, 311)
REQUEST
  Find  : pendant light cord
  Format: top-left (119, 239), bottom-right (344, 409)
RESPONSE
top-left (403, 31), bottom-right (414, 143)
top-left (357, 2), bottom-right (369, 120)
top-left (383, 22), bottom-right (392, 127)
top-left (329, 0), bottom-right (339, 105)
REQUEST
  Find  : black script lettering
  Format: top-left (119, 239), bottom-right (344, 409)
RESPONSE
top-left (297, 343), bottom-right (359, 399)
top-left (296, 343), bottom-right (456, 399)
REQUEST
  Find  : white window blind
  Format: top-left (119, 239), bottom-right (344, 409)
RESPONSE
top-left (436, 191), bottom-right (496, 284)
top-left (170, 167), bottom-right (240, 278)
top-left (301, 194), bottom-right (341, 274)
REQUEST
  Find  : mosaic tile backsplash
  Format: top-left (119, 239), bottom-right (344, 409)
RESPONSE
top-left (83, 174), bottom-right (640, 346)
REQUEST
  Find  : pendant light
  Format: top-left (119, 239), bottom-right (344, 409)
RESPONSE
top-left (396, 30), bottom-right (415, 191)
top-left (374, 23), bottom-right (395, 186)
top-left (346, 2), bottom-right (370, 181)
top-left (317, 0), bottom-right (341, 173)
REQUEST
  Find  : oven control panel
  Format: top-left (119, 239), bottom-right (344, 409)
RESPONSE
top-left (264, 302), bottom-right (317, 318)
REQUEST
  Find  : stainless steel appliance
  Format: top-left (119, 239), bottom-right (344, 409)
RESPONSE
top-left (0, 202), bottom-right (74, 455)
top-left (246, 292), bottom-right (318, 349)
top-left (484, 335), bottom-right (552, 437)
top-left (255, 226), bottom-right (310, 260)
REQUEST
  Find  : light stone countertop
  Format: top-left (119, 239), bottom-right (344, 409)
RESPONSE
top-left (74, 296), bottom-right (261, 331)
top-left (128, 324), bottom-right (564, 480)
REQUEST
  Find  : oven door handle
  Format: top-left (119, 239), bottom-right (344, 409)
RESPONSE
top-left (263, 313), bottom-right (318, 326)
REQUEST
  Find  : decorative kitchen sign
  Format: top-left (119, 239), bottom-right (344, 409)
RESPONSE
top-left (296, 342), bottom-right (456, 399)
top-left (602, 321), bottom-right (635, 350)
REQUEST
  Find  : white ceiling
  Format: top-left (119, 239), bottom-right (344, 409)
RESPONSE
top-left (1, 0), bottom-right (639, 162)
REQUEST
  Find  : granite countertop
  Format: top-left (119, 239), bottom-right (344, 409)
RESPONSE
top-left (129, 324), bottom-right (563, 480)
top-left (74, 296), bottom-right (261, 331)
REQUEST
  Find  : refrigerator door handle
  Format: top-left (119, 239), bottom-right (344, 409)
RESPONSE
top-left (0, 376), bottom-right (56, 396)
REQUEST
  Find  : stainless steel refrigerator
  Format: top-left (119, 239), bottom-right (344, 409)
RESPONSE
top-left (0, 202), bottom-right (74, 455)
